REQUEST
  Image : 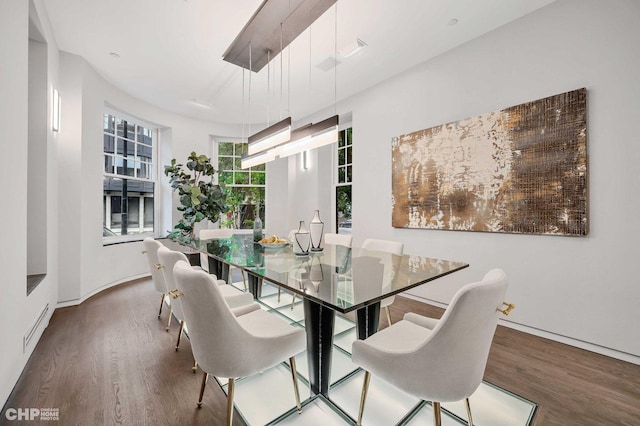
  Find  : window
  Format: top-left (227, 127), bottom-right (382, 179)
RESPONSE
top-left (217, 140), bottom-right (266, 229)
top-left (336, 127), bottom-right (353, 234)
top-left (103, 112), bottom-right (156, 239)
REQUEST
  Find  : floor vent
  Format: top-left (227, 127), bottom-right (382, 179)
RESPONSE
top-left (24, 303), bottom-right (49, 353)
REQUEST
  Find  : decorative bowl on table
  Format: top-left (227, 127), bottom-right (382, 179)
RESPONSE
top-left (258, 235), bottom-right (289, 249)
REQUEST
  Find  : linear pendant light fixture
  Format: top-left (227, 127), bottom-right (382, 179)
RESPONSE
top-left (241, 149), bottom-right (278, 169)
top-left (241, 116), bottom-right (289, 168)
top-left (247, 116), bottom-right (291, 155)
top-left (278, 115), bottom-right (338, 158)
top-left (241, 115), bottom-right (338, 167)
top-left (234, 0), bottom-right (340, 169)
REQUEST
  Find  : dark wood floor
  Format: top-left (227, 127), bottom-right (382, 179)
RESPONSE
top-left (2, 278), bottom-right (639, 425)
top-left (392, 297), bottom-right (640, 426)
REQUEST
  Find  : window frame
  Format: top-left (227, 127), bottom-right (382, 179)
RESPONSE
top-left (335, 126), bottom-right (353, 234)
top-left (214, 138), bottom-right (267, 229)
top-left (103, 108), bottom-right (159, 243)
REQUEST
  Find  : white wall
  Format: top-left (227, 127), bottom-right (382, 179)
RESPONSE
top-left (363, 0), bottom-right (640, 360)
top-left (27, 39), bottom-right (48, 275)
top-left (272, 0), bottom-right (640, 362)
top-left (265, 138), bottom-right (334, 239)
top-left (56, 52), bottom-right (244, 304)
top-left (57, 52), bottom-right (84, 302)
top-left (0, 0), bottom-right (60, 407)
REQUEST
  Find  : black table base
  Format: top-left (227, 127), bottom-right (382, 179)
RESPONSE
top-left (303, 299), bottom-right (335, 397)
top-left (355, 302), bottom-right (381, 340)
top-left (247, 273), bottom-right (262, 299)
top-left (207, 257), bottom-right (230, 283)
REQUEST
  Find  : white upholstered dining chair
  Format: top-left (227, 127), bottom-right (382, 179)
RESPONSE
top-left (361, 238), bottom-right (404, 326)
top-left (199, 228), bottom-right (247, 290)
top-left (352, 269), bottom-right (510, 426)
top-left (156, 246), bottom-right (254, 356)
top-left (142, 238), bottom-right (173, 329)
top-left (323, 232), bottom-right (352, 247)
top-left (172, 260), bottom-right (306, 425)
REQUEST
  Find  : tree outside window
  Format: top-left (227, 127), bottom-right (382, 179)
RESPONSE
top-left (217, 141), bottom-right (266, 229)
top-left (336, 128), bottom-right (353, 234)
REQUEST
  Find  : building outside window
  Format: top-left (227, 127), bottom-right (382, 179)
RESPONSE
top-left (217, 140), bottom-right (266, 229)
top-left (336, 127), bottom-right (352, 234)
top-left (103, 112), bottom-right (156, 239)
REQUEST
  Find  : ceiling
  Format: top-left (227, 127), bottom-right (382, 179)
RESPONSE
top-left (43, 0), bottom-right (555, 125)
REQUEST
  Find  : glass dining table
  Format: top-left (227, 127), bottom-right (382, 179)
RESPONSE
top-left (174, 233), bottom-right (469, 398)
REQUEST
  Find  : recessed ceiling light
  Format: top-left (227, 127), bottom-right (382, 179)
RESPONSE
top-left (448, 18), bottom-right (459, 26)
top-left (109, 52), bottom-right (120, 58)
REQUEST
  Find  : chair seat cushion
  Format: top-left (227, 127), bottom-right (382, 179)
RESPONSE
top-left (403, 312), bottom-right (439, 330)
top-left (355, 319), bottom-right (432, 355)
top-left (231, 309), bottom-right (306, 377)
top-left (230, 302), bottom-right (261, 317)
top-left (218, 285), bottom-right (253, 308)
top-left (237, 309), bottom-right (305, 340)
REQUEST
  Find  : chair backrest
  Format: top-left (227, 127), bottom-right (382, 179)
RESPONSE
top-left (199, 228), bottom-right (234, 240)
top-left (361, 239), bottom-right (404, 302)
top-left (324, 233), bottom-right (352, 247)
top-left (199, 229), bottom-right (234, 272)
top-left (404, 269), bottom-right (508, 401)
top-left (156, 246), bottom-right (188, 321)
top-left (361, 238), bottom-right (403, 255)
top-left (143, 237), bottom-right (168, 294)
top-left (172, 260), bottom-right (257, 377)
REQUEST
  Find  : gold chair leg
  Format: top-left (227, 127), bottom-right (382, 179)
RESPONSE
top-left (158, 293), bottom-right (165, 318)
top-left (226, 378), bottom-right (235, 426)
top-left (166, 307), bottom-right (172, 331)
top-left (465, 398), bottom-right (474, 426)
top-left (289, 357), bottom-right (302, 413)
top-left (433, 402), bottom-right (442, 426)
top-left (357, 371), bottom-right (371, 426)
top-left (175, 320), bottom-right (185, 351)
top-left (197, 372), bottom-right (208, 408)
top-left (241, 269), bottom-right (247, 291)
top-left (385, 306), bottom-right (392, 326)
top-left (192, 360), bottom-right (198, 373)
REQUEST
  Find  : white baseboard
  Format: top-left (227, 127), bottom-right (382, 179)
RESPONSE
top-left (57, 273), bottom-right (151, 308)
top-left (399, 293), bottom-right (640, 366)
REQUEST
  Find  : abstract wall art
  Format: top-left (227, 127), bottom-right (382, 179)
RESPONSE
top-left (392, 88), bottom-right (587, 236)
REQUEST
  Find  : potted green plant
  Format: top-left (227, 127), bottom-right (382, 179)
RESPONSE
top-left (164, 152), bottom-right (227, 240)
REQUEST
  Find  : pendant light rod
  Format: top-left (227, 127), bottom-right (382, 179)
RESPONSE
top-left (280, 23), bottom-right (284, 120)
top-left (334, 2), bottom-right (337, 116)
top-left (267, 50), bottom-right (271, 126)
top-left (242, 67), bottom-right (245, 142)
top-left (248, 42), bottom-right (252, 136)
